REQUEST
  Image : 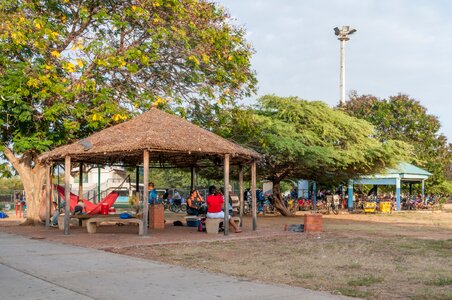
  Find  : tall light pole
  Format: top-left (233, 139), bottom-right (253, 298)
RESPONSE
top-left (334, 26), bottom-right (357, 106)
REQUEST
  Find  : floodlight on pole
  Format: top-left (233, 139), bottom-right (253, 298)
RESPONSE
top-left (334, 26), bottom-right (357, 106)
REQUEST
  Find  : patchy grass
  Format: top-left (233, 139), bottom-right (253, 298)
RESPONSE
top-left (426, 276), bottom-right (452, 286)
top-left (4, 210), bottom-right (451, 300)
top-left (337, 287), bottom-right (374, 298)
top-left (348, 275), bottom-right (383, 287)
top-left (105, 212), bottom-right (452, 300)
top-left (411, 288), bottom-right (452, 300)
top-left (110, 235), bottom-right (452, 300)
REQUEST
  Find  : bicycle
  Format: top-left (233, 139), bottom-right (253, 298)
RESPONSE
top-left (169, 202), bottom-right (187, 213)
top-left (237, 200), bottom-right (251, 215)
top-left (162, 198), bottom-right (171, 210)
top-left (319, 196), bottom-right (339, 215)
top-left (329, 195), bottom-right (340, 215)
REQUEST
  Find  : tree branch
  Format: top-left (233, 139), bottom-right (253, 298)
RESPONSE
top-left (2, 146), bottom-right (24, 174)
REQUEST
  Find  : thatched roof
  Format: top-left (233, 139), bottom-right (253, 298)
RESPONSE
top-left (39, 108), bottom-right (260, 167)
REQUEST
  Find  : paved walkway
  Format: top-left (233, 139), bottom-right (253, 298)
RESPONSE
top-left (0, 232), bottom-right (349, 300)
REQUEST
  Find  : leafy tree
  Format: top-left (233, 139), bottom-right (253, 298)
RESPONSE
top-left (0, 0), bottom-right (256, 223)
top-left (217, 95), bottom-right (410, 215)
top-left (0, 177), bottom-right (24, 191)
top-left (342, 92), bottom-right (452, 189)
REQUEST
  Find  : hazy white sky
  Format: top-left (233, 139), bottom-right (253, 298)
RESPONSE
top-left (218, 0), bottom-right (452, 142)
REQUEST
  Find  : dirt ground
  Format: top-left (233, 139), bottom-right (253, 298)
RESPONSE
top-left (1, 210), bottom-right (451, 299)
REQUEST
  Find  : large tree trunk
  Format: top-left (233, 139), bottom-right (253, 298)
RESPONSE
top-left (271, 179), bottom-right (293, 216)
top-left (3, 147), bottom-right (47, 225)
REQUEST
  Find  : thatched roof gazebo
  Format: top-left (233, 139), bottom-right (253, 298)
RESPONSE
top-left (40, 108), bottom-right (260, 235)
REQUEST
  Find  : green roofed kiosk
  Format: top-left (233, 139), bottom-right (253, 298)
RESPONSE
top-left (347, 162), bottom-right (432, 211)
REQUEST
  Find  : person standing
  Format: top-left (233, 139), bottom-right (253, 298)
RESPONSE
top-left (148, 182), bottom-right (158, 204)
top-left (162, 189), bottom-right (169, 201)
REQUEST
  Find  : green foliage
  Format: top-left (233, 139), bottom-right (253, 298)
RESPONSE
top-left (0, 177), bottom-right (23, 190)
top-left (426, 277), bottom-right (452, 287)
top-left (342, 92), bottom-right (452, 189)
top-left (218, 95), bottom-right (411, 185)
top-left (0, 0), bottom-right (256, 164)
top-left (347, 275), bottom-right (383, 287)
top-left (428, 181), bottom-right (452, 195)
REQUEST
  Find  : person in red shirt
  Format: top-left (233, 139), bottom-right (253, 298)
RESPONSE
top-left (206, 185), bottom-right (242, 233)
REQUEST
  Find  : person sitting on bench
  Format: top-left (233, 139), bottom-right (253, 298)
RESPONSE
top-left (186, 190), bottom-right (205, 216)
top-left (173, 190), bottom-right (182, 206)
top-left (206, 185), bottom-right (242, 233)
top-left (50, 201), bottom-right (59, 227)
top-left (73, 199), bottom-right (84, 215)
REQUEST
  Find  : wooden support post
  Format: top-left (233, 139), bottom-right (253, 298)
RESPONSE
top-left (135, 166), bottom-right (140, 197)
top-left (78, 162), bottom-right (83, 200)
top-left (97, 164), bottom-right (101, 203)
top-left (143, 150), bottom-right (149, 235)
top-left (57, 164), bottom-right (61, 207)
top-left (64, 156), bottom-right (71, 235)
top-left (223, 154), bottom-right (230, 236)
top-left (239, 165), bottom-right (244, 227)
top-left (190, 166), bottom-right (196, 191)
top-left (251, 160), bottom-right (257, 231)
top-left (45, 165), bottom-right (51, 229)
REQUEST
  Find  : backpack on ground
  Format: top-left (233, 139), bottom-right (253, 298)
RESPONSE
top-left (198, 217), bottom-right (206, 232)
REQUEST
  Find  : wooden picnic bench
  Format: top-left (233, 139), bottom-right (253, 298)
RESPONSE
top-left (57, 214), bottom-right (121, 230)
top-left (86, 216), bottom-right (143, 235)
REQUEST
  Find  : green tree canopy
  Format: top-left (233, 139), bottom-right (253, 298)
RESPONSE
top-left (342, 92), bottom-right (452, 188)
top-left (0, 0), bottom-right (256, 222)
top-left (1, 0), bottom-right (256, 153)
top-left (217, 95), bottom-right (411, 215)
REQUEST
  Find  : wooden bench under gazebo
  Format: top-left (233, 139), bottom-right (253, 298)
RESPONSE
top-left (39, 108), bottom-right (260, 235)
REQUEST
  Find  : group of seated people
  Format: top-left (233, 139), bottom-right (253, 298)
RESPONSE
top-left (186, 185), bottom-right (242, 233)
top-left (50, 184), bottom-right (242, 233)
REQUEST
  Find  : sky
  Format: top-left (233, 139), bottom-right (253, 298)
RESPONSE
top-left (217, 0), bottom-right (452, 142)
